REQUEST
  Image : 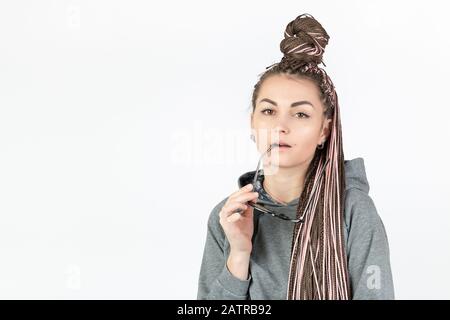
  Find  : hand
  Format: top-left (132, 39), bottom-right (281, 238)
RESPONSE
top-left (219, 183), bottom-right (259, 254)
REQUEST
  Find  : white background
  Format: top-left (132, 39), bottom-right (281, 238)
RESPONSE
top-left (0, 0), bottom-right (449, 299)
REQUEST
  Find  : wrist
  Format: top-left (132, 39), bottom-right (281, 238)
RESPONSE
top-left (229, 246), bottom-right (252, 257)
top-left (227, 251), bottom-right (251, 281)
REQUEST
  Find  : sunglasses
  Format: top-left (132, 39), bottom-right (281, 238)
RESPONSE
top-left (237, 143), bottom-right (330, 224)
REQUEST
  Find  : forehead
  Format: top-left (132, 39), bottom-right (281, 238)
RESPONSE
top-left (258, 74), bottom-right (321, 105)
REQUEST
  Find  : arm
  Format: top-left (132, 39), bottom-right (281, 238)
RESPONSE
top-left (197, 199), bottom-right (252, 300)
top-left (345, 191), bottom-right (395, 300)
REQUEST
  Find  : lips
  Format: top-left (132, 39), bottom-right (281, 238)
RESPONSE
top-left (276, 141), bottom-right (291, 147)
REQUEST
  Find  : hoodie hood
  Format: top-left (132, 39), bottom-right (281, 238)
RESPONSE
top-left (237, 157), bottom-right (370, 208)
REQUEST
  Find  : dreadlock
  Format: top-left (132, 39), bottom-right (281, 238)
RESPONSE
top-left (250, 13), bottom-right (351, 299)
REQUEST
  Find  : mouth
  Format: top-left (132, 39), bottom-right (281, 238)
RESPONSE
top-left (268, 142), bottom-right (292, 153)
top-left (271, 142), bottom-right (291, 148)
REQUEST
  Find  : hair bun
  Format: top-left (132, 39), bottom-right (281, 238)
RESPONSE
top-left (279, 13), bottom-right (330, 67)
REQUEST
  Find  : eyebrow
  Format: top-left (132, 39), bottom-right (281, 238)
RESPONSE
top-left (258, 98), bottom-right (315, 109)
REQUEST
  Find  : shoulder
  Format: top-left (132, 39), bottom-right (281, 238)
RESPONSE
top-left (343, 189), bottom-right (386, 238)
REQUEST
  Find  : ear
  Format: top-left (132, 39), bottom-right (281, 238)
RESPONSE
top-left (319, 118), bottom-right (332, 143)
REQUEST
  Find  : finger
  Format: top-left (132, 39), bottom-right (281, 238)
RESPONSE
top-left (220, 202), bottom-right (247, 220)
top-left (230, 183), bottom-right (254, 197)
top-left (228, 203), bottom-right (254, 222)
top-left (227, 212), bottom-right (242, 223)
top-left (233, 191), bottom-right (259, 204)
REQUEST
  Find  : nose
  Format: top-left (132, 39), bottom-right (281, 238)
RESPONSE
top-left (269, 127), bottom-right (289, 147)
top-left (272, 122), bottom-right (290, 136)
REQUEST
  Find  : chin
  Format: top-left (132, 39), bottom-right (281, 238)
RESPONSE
top-left (263, 157), bottom-right (302, 170)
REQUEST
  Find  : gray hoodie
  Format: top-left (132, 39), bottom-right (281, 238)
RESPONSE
top-left (197, 157), bottom-right (395, 300)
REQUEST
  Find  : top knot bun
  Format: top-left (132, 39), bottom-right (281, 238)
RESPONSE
top-left (279, 13), bottom-right (330, 67)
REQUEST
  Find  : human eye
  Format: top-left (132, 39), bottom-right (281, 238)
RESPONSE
top-left (295, 112), bottom-right (310, 119)
top-left (261, 108), bottom-right (274, 115)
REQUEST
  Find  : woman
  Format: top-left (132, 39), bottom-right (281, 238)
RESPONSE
top-left (197, 13), bottom-right (394, 300)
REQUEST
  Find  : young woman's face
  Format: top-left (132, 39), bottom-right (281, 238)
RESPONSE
top-left (251, 74), bottom-right (331, 168)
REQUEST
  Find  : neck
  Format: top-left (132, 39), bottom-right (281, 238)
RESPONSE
top-left (262, 162), bottom-right (309, 204)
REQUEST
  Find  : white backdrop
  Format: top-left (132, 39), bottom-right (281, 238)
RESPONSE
top-left (0, 0), bottom-right (449, 299)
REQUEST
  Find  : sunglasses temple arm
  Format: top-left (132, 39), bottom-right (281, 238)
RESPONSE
top-left (252, 145), bottom-right (273, 187)
top-left (247, 202), bottom-right (273, 215)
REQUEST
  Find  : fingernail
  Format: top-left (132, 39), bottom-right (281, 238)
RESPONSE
top-left (247, 184), bottom-right (253, 190)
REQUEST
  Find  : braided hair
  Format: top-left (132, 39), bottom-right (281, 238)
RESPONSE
top-left (251, 13), bottom-right (351, 299)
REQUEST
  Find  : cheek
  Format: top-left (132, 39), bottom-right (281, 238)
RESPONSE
top-left (291, 126), bottom-right (319, 148)
top-left (252, 125), bottom-right (277, 147)
top-left (290, 141), bottom-right (316, 160)
top-left (253, 118), bottom-right (272, 130)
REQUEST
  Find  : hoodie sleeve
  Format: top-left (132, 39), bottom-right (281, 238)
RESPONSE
top-left (197, 198), bottom-right (252, 300)
top-left (345, 190), bottom-right (395, 300)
